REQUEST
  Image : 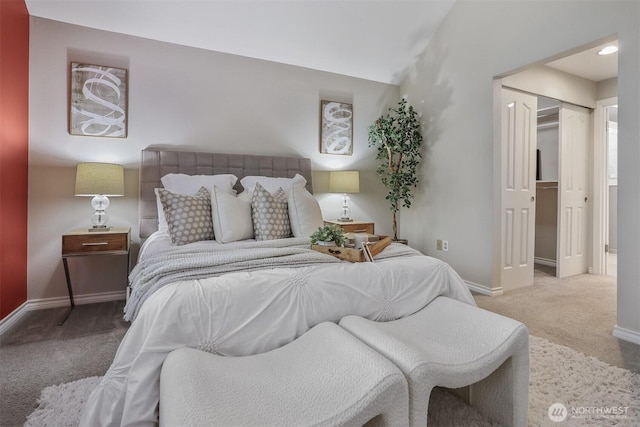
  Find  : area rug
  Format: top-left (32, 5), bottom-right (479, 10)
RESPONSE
top-left (25, 336), bottom-right (639, 426)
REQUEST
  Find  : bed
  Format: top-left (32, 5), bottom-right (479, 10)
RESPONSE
top-left (79, 147), bottom-right (476, 427)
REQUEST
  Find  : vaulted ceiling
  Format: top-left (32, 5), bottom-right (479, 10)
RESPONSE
top-left (25, 1), bottom-right (618, 85)
top-left (25, 0), bottom-right (457, 85)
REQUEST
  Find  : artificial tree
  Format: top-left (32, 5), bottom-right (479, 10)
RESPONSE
top-left (367, 98), bottom-right (423, 241)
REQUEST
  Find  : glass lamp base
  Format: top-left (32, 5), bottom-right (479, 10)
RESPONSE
top-left (90, 195), bottom-right (110, 229)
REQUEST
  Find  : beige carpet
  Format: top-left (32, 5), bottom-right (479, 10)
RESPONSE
top-left (474, 265), bottom-right (639, 374)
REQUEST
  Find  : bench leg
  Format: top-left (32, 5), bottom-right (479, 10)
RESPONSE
top-left (469, 340), bottom-right (530, 426)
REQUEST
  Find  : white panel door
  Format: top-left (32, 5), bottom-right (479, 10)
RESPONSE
top-left (500, 88), bottom-right (537, 289)
top-left (557, 104), bottom-right (590, 278)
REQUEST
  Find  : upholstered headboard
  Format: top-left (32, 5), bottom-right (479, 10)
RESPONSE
top-left (139, 147), bottom-right (313, 238)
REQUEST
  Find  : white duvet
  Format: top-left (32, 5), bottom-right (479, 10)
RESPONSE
top-left (80, 235), bottom-right (475, 427)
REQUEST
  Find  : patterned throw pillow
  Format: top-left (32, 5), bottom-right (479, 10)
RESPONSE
top-left (251, 183), bottom-right (292, 241)
top-left (158, 187), bottom-right (214, 245)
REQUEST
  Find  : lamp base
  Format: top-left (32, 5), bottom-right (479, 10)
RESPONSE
top-left (337, 218), bottom-right (354, 222)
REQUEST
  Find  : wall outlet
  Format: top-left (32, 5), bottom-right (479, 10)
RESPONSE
top-left (442, 240), bottom-right (449, 251)
top-left (436, 240), bottom-right (443, 251)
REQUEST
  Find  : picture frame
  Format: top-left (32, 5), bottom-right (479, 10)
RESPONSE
top-left (320, 100), bottom-right (353, 155)
top-left (70, 62), bottom-right (128, 138)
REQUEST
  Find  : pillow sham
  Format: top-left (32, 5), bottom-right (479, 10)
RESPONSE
top-left (251, 183), bottom-right (292, 241)
top-left (161, 173), bottom-right (238, 196)
top-left (288, 184), bottom-right (323, 237)
top-left (158, 187), bottom-right (214, 245)
top-left (211, 185), bottom-right (254, 243)
top-left (240, 174), bottom-right (306, 199)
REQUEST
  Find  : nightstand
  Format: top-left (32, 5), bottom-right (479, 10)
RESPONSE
top-left (324, 220), bottom-right (375, 234)
top-left (60, 227), bottom-right (130, 325)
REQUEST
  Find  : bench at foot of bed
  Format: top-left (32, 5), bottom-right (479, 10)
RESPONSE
top-left (340, 296), bottom-right (529, 426)
top-left (160, 322), bottom-right (409, 427)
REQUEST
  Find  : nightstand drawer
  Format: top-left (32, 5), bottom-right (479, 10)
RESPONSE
top-left (62, 229), bottom-right (129, 255)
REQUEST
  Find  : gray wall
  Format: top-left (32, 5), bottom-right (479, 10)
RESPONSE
top-left (400, 1), bottom-right (640, 340)
top-left (28, 17), bottom-right (400, 302)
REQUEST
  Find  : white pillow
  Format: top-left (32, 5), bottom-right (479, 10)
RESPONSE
top-left (288, 184), bottom-right (323, 237)
top-left (211, 185), bottom-right (254, 243)
top-left (155, 188), bottom-right (170, 233)
top-left (161, 173), bottom-right (238, 196)
top-left (240, 174), bottom-right (306, 199)
top-left (157, 174), bottom-right (237, 232)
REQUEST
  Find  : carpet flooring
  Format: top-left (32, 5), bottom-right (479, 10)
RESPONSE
top-left (0, 301), bottom-right (128, 427)
top-left (474, 265), bottom-right (640, 374)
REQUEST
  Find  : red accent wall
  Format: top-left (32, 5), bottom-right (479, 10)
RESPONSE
top-left (0, 0), bottom-right (30, 319)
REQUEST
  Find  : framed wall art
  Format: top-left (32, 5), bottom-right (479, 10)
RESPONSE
top-left (70, 62), bottom-right (128, 138)
top-left (320, 100), bottom-right (353, 155)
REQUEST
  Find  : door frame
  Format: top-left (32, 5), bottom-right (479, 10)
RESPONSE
top-left (592, 96), bottom-right (618, 275)
top-left (494, 79), bottom-right (599, 290)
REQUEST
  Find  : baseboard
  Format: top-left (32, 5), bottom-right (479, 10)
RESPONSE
top-left (465, 280), bottom-right (503, 296)
top-left (0, 291), bottom-right (125, 336)
top-left (613, 325), bottom-right (640, 345)
top-left (534, 257), bottom-right (557, 267)
top-left (0, 301), bottom-right (29, 336)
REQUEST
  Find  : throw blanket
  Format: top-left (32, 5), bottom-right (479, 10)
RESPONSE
top-left (125, 237), bottom-right (340, 321)
top-left (81, 243), bottom-right (475, 427)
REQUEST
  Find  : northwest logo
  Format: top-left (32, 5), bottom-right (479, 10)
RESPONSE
top-left (548, 403), bottom-right (568, 422)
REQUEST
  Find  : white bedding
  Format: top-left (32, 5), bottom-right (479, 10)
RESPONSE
top-left (80, 233), bottom-right (475, 427)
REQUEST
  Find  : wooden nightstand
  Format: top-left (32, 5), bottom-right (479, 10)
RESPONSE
top-left (324, 220), bottom-right (375, 234)
top-left (60, 227), bottom-right (130, 325)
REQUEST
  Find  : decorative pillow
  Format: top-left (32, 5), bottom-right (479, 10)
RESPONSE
top-left (161, 173), bottom-right (238, 196)
top-left (251, 183), bottom-right (292, 241)
top-left (240, 174), bottom-right (306, 199)
top-left (211, 185), bottom-right (254, 243)
top-left (158, 187), bottom-right (214, 245)
top-left (288, 184), bottom-right (323, 237)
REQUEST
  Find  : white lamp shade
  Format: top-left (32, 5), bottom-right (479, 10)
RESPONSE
top-left (74, 163), bottom-right (125, 196)
top-left (329, 171), bottom-right (360, 193)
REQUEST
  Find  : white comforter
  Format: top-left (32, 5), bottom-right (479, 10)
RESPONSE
top-left (80, 237), bottom-right (475, 427)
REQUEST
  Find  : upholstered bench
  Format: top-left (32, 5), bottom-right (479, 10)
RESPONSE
top-left (339, 296), bottom-right (529, 426)
top-left (159, 322), bottom-right (409, 427)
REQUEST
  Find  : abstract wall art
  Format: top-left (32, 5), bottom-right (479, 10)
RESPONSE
top-left (320, 100), bottom-right (353, 155)
top-left (70, 62), bottom-right (128, 138)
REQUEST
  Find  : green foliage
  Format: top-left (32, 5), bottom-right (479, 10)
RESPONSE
top-left (310, 224), bottom-right (346, 246)
top-left (367, 98), bottom-right (423, 239)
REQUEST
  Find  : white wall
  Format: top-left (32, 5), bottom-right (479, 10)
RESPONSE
top-left (28, 17), bottom-right (400, 301)
top-left (400, 1), bottom-right (640, 341)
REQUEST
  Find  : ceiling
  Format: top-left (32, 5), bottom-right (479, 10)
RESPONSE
top-left (545, 40), bottom-right (618, 82)
top-left (25, 0), bottom-right (457, 85)
top-left (25, 1), bottom-right (618, 85)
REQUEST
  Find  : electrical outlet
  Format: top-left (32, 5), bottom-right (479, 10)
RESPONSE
top-left (436, 240), bottom-right (443, 251)
top-left (442, 240), bottom-right (449, 251)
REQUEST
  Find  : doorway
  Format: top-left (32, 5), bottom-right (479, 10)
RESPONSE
top-left (493, 38), bottom-right (619, 291)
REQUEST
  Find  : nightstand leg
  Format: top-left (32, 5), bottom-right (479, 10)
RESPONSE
top-left (60, 257), bottom-right (76, 325)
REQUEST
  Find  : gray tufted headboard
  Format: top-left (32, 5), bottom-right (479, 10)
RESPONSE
top-left (139, 147), bottom-right (313, 238)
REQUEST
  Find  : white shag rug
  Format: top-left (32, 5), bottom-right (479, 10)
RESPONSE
top-left (25, 336), bottom-right (640, 426)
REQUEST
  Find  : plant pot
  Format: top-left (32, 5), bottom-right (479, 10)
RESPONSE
top-left (316, 241), bottom-right (337, 247)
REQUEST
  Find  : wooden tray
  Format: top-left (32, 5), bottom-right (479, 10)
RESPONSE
top-left (311, 236), bottom-right (391, 262)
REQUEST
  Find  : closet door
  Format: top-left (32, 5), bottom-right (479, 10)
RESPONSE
top-left (500, 88), bottom-right (537, 289)
top-left (556, 103), bottom-right (591, 278)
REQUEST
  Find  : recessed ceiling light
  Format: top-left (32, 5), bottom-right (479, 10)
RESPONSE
top-left (597, 46), bottom-right (618, 56)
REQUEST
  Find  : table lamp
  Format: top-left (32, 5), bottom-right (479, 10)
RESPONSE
top-left (329, 170), bottom-right (360, 222)
top-left (74, 162), bottom-right (124, 231)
